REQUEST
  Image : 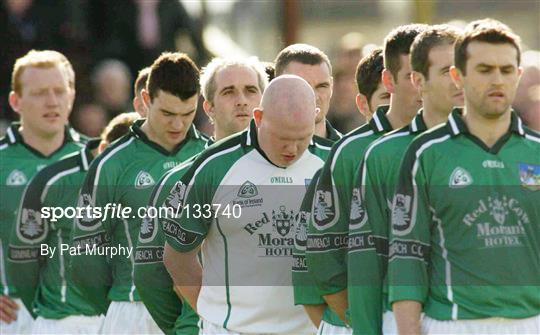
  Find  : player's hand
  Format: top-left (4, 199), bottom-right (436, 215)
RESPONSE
top-left (0, 295), bottom-right (18, 323)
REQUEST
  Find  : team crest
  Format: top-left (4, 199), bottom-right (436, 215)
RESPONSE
top-left (135, 171), bottom-right (155, 189)
top-left (313, 190), bottom-right (334, 223)
top-left (349, 187), bottom-right (366, 224)
top-left (237, 181), bottom-right (258, 198)
top-left (165, 181), bottom-right (187, 210)
top-left (138, 209), bottom-right (156, 242)
top-left (449, 167), bottom-right (473, 188)
top-left (6, 170), bottom-right (27, 186)
top-left (18, 208), bottom-right (47, 243)
top-left (488, 195), bottom-right (509, 225)
top-left (294, 211), bottom-right (309, 250)
top-left (519, 163), bottom-right (540, 190)
top-left (272, 205), bottom-right (294, 237)
top-left (76, 193), bottom-right (101, 229)
top-left (391, 193), bottom-right (412, 235)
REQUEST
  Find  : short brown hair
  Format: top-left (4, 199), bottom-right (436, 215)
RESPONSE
top-left (147, 52), bottom-right (200, 101)
top-left (384, 24), bottom-right (428, 80)
top-left (11, 50), bottom-right (75, 95)
top-left (274, 43), bottom-right (332, 76)
top-left (411, 25), bottom-right (461, 79)
top-left (101, 112), bottom-right (139, 144)
top-left (134, 66), bottom-right (151, 98)
top-left (356, 48), bottom-right (385, 104)
top-left (455, 19), bottom-right (521, 75)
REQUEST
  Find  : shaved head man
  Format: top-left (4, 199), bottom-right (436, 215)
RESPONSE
top-left (163, 75), bottom-right (329, 335)
top-left (255, 75), bottom-right (318, 167)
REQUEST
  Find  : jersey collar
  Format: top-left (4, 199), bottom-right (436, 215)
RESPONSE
top-left (311, 120), bottom-right (342, 147)
top-left (130, 119), bottom-right (203, 155)
top-left (80, 139), bottom-right (101, 171)
top-left (409, 110), bottom-right (428, 134)
top-left (369, 105), bottom-right (393, 133)
top-left (446, 107), bottom-right (525, 137)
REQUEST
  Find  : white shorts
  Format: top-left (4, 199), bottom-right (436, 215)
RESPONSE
top-left (0, 298), bottom-right (33, 334)
top-left (101, 301), bottom-right (162, 334)
top-left (317, 320), bottom-right (352, 335)
top-left (199, 319), bottom-right (310, 335)
top-left (31, 315), bottom-right (104, 334)
top-left (382, 311), bottom-right (398, 335)
top-left (422, 314), bottom-right (540, 335)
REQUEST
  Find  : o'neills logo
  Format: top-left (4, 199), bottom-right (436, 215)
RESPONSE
top-left (243, 206), bottom-right (297, 257)
top-left (463, 195), bottom-right (529, 248)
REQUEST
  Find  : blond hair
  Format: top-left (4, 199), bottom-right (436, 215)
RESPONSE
top-left (11, 50), bottom-right (75, 95)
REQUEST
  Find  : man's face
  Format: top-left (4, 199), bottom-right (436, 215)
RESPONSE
top-left (10, 65), bottom-right (73, 137)
top-left (207, 65), bottom-right (262, 136)
top-left (423, 44), bottom-right (464, 112)
top-left (144, 90), bottom-right (198, 151)
top-left (392, 54), bottom-right (423, 113)
top-left (281, 61), bottom-right (332, 123)
top-left (368, 82), bottom-right (391, 112)
top-left (459, 42), bottom-right (521, 118)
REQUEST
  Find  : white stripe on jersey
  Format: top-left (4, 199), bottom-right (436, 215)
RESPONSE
top-left (92, 137), bottom-right (135, 198)
top-left (7, 127), bottom-right (15, 143)
top-left (41, 166), bottom-right (81, 203)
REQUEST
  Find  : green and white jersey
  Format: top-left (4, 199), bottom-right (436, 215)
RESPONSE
top-left (70, 119), bottom-right (207, 305)
top-left (134, 156), bottom-right (199, 335)
top-left (388, 109), bottom-right (540, 320)
top-left (305, 106), bottom-right (393, 297)
top-left (347, 113), bottom-right (428, 333)
top-left (8, 140), bottom-right (106, 319)
top-left (0, 123), bottom-right (85, 298)
top-left (165, 120), bottom-right (326, 334)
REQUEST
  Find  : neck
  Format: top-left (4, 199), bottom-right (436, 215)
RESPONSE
top-left (214, 127), bottom-right (228, 142)
top-left (462, 105), bottom-right (512, 148)
top-left (140, 121), bottom-right (184, 152)
top-left (19, 126), bottom-right (65, 156)
top-left (90, 147), bottom-right (100, 158)
top-left (422, 99), bottom-right (451, 129)
top-left (386, 96), bottom-right (417, 129)
top-left (314, 119), bottom-right (327, 138)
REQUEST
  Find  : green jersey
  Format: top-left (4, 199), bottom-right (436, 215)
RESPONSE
top-left (347, 113), bottom-right (428, 333)
top-left (165, 120), bottom-right (326, 334)
top-left (8, 140), bottom-right (107, 318)
top-left (388, 109), bottom-right (540, 320)
top-left (0, 123), bottom-right (85, 298)
top-left (70, 119), bottom-right (207, 308)
top-left (305, 106), bottom-right (392, 296)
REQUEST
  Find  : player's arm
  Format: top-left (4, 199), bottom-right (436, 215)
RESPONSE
top-left (69, 159), bottom-right (113, 314)
top-left (7, 175), bottom-right (49, 315)
top-left (388, 145), bottom-right (432, 335)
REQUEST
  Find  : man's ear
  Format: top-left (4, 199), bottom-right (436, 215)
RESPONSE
top-left (203, 100), bottom-right (215, 124)
top-left (411, 71), bottom-right (425, 93)
top-left (382, 69), bottom-right (395, 94)
top-left (8, 91), bottom-right (21, 115)
top-left (449, 66), bottom-right (463, 89)
top-left (141, 89), bottom-right (152, 110)
top-left (98, 140), bottom-right (108, 154)
top-left (253, 108), bottom-right (263, 128)
top-left (355, 93), bottom-right (372, 120)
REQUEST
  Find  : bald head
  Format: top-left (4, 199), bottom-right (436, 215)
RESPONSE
top-left (254, 75), bottom-right (319, 167)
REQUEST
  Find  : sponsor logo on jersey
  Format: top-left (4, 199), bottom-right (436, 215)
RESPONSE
top-left (164, 181), bottom-right (187, 211)
top-left (482, 160), bottom-right (505, 169)
top-left (463, 195), bottom-right (529, 248)
top-left (519, 163), bottom-right (540, 190)
top-left (272, 205), bottom-right (294, 237)
top-left (449, 167), bottom-right (473, 188)
top-left (293, 211), bottom-right (309, 251)
top-left (270, 176), bottom-right (293, 184)
top-left (6, 170), bottom-right (27, 186)
top-left (163, 161), bottom-right (181, 170)
top-left (313, 189), bottom-right (334, 223)
top-left (138, 208), bottom-right (155, 242)
top-left (237, 181), bottom-right (258, 198)
top-left (17, 208), bottom-right (47, 243)
top-left (135, 171), bottom-right (155, 189)
top-left (391, 193), bottom-right (412, 235)
top-left (349, 187), bottom-right (366, 228)
top-left (161, 218), bottom-right (200, 246)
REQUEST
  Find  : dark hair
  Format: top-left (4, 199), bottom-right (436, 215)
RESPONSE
top-left (455, 19), bottom-right (521, 75)
top-left (356, 48), bottom-right (385, 105)
top-left (263, 61), bottom-right (276, 81)
top-left (147, 52), bottom-right (200, 101)
top-left (384, 24), bottom-right (428, 80)
top-left (134, 66), bottom-right (151, 98)
top-left (101, 112), bottom-right (139, 144)
top-left (274, 43), bottom-right (332, 76)
top-left (410, 25), bottom-right (461, 79)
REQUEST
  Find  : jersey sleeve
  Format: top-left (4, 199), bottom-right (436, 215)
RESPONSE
top-left (388, 146), bottom-right (432, 305)
top-left (305, 149), bottom-right (352, 295)
top-left (7, 176), bottom-right (49, 315)
top-left (292, 170), bottom-right (325, 305)
top-left (134, 168), bottom-right (191, 335)
top-left (69, 159), bottom-right (114, 313)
